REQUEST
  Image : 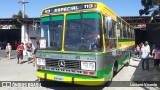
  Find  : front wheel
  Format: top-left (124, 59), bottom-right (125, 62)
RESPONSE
top-left (106, 64), bottom-right (117, 86)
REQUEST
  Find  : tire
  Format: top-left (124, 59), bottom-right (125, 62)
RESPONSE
top-left (106, 64), bottom-right (117, 86)
top-left (39, 78), bottom-right (47, 87)
top-left (113, 61), bottom-right (118, 76)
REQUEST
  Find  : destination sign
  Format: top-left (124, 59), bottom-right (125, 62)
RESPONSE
top-left (43, 3), bottom-right (97, 14)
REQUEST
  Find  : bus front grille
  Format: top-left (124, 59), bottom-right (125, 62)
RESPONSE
top-left (45, 59), bottom-right (81, 70)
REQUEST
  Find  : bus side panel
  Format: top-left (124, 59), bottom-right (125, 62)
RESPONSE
top-left (117, 39), bottom-right (135, 70)
top-left (118, 39), bottom-right (135, 49)
top-left (96, 52), bottom-right (119, 81)
top-left (117, 54), bottom-right (130, 71)
top-left (96, 51), bottom-right (131, 81)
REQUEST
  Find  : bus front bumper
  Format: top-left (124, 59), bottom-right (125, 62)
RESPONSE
top-left (36, 70), bottom-right (105, 86)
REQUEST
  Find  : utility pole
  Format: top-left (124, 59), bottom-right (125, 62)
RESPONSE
top-left (19, 0), bottom-right (29, 55)
top-left (18, 0), bottom-right (29, 18)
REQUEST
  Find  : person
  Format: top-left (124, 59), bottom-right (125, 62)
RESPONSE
top-left (145, 41), bottom-right (150, 53)
top-left (90, 34), bottom-right (101, 49)
top-left (141, 42), bottom-right (150, 71)
top-left (32, 47), bottom-right (38, 66)
top-left (5, 43), bottom-right (12, 59)
top-left (135, 44), bottom-right (141, 57)
top-left (140, 42), bottom-right (144, 49)
top-left (152, 45), bottom-right (160, 71)
top-left (16, 42), bottom-right (25, 64)
top-left (26, 41), bottom-right (33, 64)
top-left (27, 49), bottom-right (33, 64)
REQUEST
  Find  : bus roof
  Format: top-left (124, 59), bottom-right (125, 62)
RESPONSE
top-left (41, 2), bottom-right (117, 20)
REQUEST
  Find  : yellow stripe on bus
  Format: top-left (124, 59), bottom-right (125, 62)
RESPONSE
top-left (36, 72), bottom-right (45, 78)
top-left (74, 78), bottom-right (105, 86)
top-left (46, 74), bottom-right (53, 80)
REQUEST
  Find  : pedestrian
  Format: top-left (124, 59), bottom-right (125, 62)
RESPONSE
top-left (140, 42), bottom-right (144, 49)
top-left (145, 41), bottom-right (151, 52)
top-left (16, 42), bottom-right (25, 64)
top-left (5, 43), bottom-right (12, 59)
top-left (141, 42), bottom-right (150, 71)
top-left (27, 50), bottom-right (32, 64)
top-left (26, 41), bottom-right (33, 64)
top-left (135, 44), bottom-right (140, 58)
top-left (152, 45), bottom-right (160, 71)
top-left (32, 47), bottom-right (38, 67)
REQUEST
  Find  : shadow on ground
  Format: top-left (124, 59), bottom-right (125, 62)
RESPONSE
top-left (131, 56), bottom-right (160, 89)
top-left (131, 57), bottom-right (160, 81)
top-left (38, 81), bottom-right (104, 90)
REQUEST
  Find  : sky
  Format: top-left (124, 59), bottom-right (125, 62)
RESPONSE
top-left (0, 0), bottom-right (144, 18)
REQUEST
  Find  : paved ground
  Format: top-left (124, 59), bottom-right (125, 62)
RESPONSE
top-left (104, 55), bottom-right (160, 90)
top-left (0, 50), bottom-right (160, 90)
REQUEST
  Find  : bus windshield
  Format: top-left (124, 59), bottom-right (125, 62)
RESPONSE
top-left (40, 15), bottom-right (63, 50)
top-left (65, 12), bottom-right (103, 52)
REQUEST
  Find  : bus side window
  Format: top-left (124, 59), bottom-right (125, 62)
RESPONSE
top-left (104, 16), bottom-right (117, 49)
top-left (105, 39), bottom-right (116, 49)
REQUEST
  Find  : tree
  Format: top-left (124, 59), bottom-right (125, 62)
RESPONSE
top-left (11, 10), bottom-right (28, 29)
top-left (139, 0), bottom-right (160, 16)
top-left (12, 10), bottom-right (28, 19)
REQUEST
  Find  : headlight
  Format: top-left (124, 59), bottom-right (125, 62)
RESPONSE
top-left (37, 58), bottom-right (46, 65)
top-left (81, 62), bottom-right (95, 71)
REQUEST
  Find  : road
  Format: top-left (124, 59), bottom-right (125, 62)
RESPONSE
top-left (0, 50), bottom-right (160, 90)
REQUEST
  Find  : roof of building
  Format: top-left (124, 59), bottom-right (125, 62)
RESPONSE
top-left (0, 16), bottom-right (160, 29)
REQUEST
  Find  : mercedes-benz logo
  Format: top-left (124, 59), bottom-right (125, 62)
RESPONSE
top-left (58, 60), bottom-right (65, 68)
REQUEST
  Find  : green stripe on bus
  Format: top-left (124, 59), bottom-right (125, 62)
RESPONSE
top-left (37, 51), bottom-right (106, 56)
top-left (41, 17), bottom-right (50, 22)
top-left (83, 13), bottom-right (101, 19)
top-left (97, 64), bottom-right (113, 80)
top-left (67, 13), bottom-right (101, 20)
top-left (67, 14), bottom-right (80, 20)
top-left (41, 16), bottom-right (64, 22)
top-left (118, 39), bottom-right (135, 42)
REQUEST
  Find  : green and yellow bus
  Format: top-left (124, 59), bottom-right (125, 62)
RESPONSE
top-left (36, 2), bottom-right (135, 86)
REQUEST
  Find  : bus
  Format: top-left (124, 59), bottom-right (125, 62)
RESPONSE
top-left (36, 2), bottom-right (135, 86)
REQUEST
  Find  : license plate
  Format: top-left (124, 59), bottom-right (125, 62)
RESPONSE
top-left (54, 76), bottom-right (64, 81)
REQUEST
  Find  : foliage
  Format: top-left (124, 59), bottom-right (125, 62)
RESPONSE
top-left (139, 0), bottom-right (160, 16)
top-left (12, 10), bottom-right (28, 19)
top-left (11, 10), bottom-right (28, 29)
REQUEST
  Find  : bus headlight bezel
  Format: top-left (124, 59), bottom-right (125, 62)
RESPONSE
top-left (81, 61), bottom-right (96, 71)
top-left (36, 58), bottom-right (46, 66)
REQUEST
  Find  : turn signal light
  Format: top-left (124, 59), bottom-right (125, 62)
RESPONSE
top-left (89, 72), bottom-right (95, 76)
top-left (93, 4), bottom-right (97, 8)
top-left (82, 71), bottom-right (88, 75)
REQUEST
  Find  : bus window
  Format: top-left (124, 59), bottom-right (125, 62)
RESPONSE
top-left (117, 18), bottom-right (123, 39)
top-left (104, 16), bottom-right (117, 49)
top-left (106, 39), bottom-right (117, 49)
top-left (65, 12), bottom-right (103, 52)
top-left (40, 15), bottom-right (64, 50)
top-left (123, 23), bottom-right (127, 38)
top-left (128, 26), bottom-right (131, 39)
top-left (132, 29), bottom-right (135, 39)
